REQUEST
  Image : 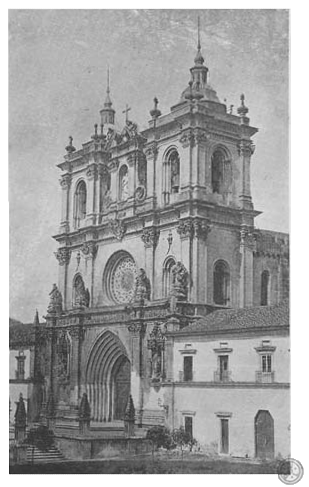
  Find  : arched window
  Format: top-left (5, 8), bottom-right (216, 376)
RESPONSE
top-left (163, 149), bottom-right (180, 205)
top-left (73, 274), bottom-right (90, 308)
top-left (261, 270), bottom-right (270, 306)
top-left (211, 149), bottom-right (226, 194)
top-left (74, 180), bottom-right (87, 228)
top-left (119, 165), bottom-right (129, 201)
top-left (213, 260), bottom-right (230, 305)
top-left (163, 257), bottom-right (176, 298)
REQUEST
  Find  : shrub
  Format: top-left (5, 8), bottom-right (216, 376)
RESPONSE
top-left (26, 425), bottom-right (55, 452)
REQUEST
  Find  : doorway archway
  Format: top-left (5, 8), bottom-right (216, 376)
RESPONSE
top-left (85, 331), bottom-right (131, 422)
top-left (255, 410), bottom-right (274, 459)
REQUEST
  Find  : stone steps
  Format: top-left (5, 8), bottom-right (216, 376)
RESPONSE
top-left (26, 446), bottom-right (65, 463)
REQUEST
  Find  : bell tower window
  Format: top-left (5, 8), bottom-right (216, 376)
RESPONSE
top-left (213, 260), bottom-right (230, 305)
top-left (261, 270), bottom-right (270, 306)
top-left (74, 180), bottom-right (87, 228)
top-left (163, 257), bottom-right (176, 298)
top-left (163, 149), bottom-right (180, 205)
top-left (211, 150), bottom-right (226, 194)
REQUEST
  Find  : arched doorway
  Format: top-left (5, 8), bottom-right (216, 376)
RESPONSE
top-left (85, 331), bottom-right (131, 422)
top-left (255, 410), bottom-right (274, 459)
top-left (112, 356), bottom-right (131, 420)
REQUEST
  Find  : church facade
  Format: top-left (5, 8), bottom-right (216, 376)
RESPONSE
top-left (32, 35), bottom-right (290, 459)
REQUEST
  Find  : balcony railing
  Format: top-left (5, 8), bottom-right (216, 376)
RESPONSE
top-left (214, 370), bottom-right (232, 383)
top-left (256, 371), bottom-right (275, 383)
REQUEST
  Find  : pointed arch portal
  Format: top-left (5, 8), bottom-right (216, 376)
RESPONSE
top-left (85, 331), bottom-right (131, 422)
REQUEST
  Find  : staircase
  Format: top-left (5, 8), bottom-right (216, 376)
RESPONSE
top-left (26, 445), bottom-right (66, 463)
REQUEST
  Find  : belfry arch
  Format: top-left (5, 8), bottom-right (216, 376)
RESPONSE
top-left (85, 330), bottom-right (130, 422)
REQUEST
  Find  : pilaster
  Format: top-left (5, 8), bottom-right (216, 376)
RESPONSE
top-left (59, 174), bottom-right (71, 233)
top-left (239, 225), bottom-right (255, 307)
top-left (127, 321), bottom-right (146, 426)
top-left (86, 163), bottom-right (98, 225)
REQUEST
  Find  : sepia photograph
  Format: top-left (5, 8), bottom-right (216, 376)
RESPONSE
top-left (9, 8), bottom-right (292, 476)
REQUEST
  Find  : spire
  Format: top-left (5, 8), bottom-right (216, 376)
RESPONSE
top-left (33, 309), bottom-right (39, 327)
top-left (100, 66), bottom-right (115, 126)
top-left (194, 16), bottom-right (204, 66)
top-left (150, 97), bottom-right (161, 119)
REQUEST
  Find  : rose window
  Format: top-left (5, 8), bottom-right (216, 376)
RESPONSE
top-left (111, 256), bottom-right (137, 304)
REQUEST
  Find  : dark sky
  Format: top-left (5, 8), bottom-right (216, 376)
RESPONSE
top-left (9, 9), bottom-right (289, 322)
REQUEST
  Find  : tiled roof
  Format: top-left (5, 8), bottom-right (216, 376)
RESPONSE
top-left (9, 321), bottom-right (35, 348)
top-left (174, 301), bottom-right (289, 335)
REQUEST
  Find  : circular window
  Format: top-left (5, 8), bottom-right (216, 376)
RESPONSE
top-left (105, 252), bottom-right (137, 304)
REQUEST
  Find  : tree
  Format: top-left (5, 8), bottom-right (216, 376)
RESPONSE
top-left (146, 425), bottom-right (173, 457)
top-left (172, 427), bottom-right (196, 460)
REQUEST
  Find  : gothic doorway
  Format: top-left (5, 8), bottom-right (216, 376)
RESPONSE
top-left (85, 330), bottom-right (131, 422)
top-left (112, 356), bottom-right (130, 420)
top-left (255, 410), bottom-right (275, 459)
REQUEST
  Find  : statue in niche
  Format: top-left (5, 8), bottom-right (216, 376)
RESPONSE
top-left (147, 325), bottom-right (165, 381)
top-left (120, 166), bottom-right (129, 201)
top-left (100, 169), bottom-right (112, 211)
top-left (170, 151), bottom-right (180, 193)
top-left (47, 284), bottom-right (63, 314)
top-left (134, 268), bottom-right (151, 304)
top-left (171, 261), bottom-right (189, 301)
top-left (74, 276), bottom-right (90, 308)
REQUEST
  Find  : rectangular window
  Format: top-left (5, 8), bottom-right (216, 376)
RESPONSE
top-left (262, 354), bottom-right (272, 372)
top-left (219, 355), bottom-right (229, 380)
top-left (183, 356), bottom-right (193, 382)
top-left (184, 416), bottom-right (193, 438)
top-left (220, 418), bottom-right (229, 454)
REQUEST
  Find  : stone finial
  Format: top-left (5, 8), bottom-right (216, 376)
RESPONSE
top-left (150, 97), bottom-right (161, 119)
top-left (124, 395), bottom-right (135, 421)
top-left (79, 393), bottom-right (91, 420)
top-left (237, 93), bottom-right (249, 117)
top-left (15, 393), bottom-right (26, 427)
top-left (65, 135), bottom-right (76, 153)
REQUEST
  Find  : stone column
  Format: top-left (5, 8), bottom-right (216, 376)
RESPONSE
top-left (81, 241), bottom-right (98, 308)
top-left (141, 227), bottom-right (160, 300)
top-left (14, 393), bottom-right (27, 443)
top-left (192, 219), bottom-right (212, 302)
top-left (177, 218), bottom-right (193, 299)
top-left (54, 248), bottom-right (71, 311)
top-left (145, 143), bottom-right (158, 205)
top-left (238, 140), bottom-right (254, 210)
top-left (68, 323), bottom-right (85, 407)
top-left (86, 163), bottom-right (97, 225)
top-left (239, 225), bottom-right (255, 307)
top-left (59, 173), bottom-right (71, 233)
top-left (128, 321), bottom-right (145, 426)
top-left (179, 129), bottom-right (194, 191)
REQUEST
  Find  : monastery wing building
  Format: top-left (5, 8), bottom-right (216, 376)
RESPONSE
top-left (28, 32), bottom-right (290, 460)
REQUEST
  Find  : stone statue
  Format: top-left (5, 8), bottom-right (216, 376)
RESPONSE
top-left (47, 283), bottom-right (63, 314)
top-left (147, 324), bottom-right (165, 380)
top-left (171, 261), bottom-right (189, 301)
top-left (134, 268), bottom-right (151, 304)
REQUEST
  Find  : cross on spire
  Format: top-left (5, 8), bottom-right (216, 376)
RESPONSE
top-left (107, 65), bottom-right (110, 94)
top-left (122, 104), bottom-right (131, 123)
top-left (197, 15), bottom-right (201, 50)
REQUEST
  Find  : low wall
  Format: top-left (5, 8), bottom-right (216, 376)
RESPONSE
top-left (55, 435), bottom-right (152, 460)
